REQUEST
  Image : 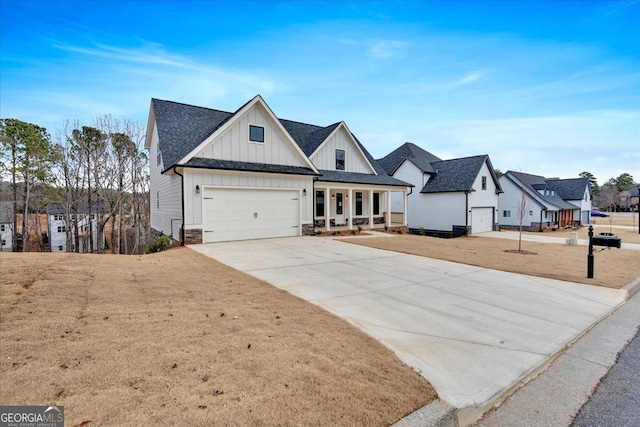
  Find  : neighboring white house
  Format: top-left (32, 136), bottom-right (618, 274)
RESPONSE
top-left (47, 203), bottom-right (105, 252)
top-left (377, 143), bottom-right (502, 235)
top-left (145, 95), bottom-right (412, 244)
top-left (498, 171), bottom-right (591, 230)
top-left (0, 201), bottom-right (13, 252)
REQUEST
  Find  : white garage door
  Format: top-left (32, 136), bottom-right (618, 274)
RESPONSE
top-left (471, 208), bottom-right (494, 234)
top-left (202, 187), bottom-right (300, 243)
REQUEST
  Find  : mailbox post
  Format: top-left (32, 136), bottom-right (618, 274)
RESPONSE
top-left (587, 225), bottom-right (622, 279)
top-left (587, 225), bottom-right (594, 279)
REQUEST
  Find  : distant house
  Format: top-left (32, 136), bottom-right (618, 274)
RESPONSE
top-left (145, 95), bottom-right (411, 244)
top-left (617, 187), bottom-right (639, 211)
top-left (47, 203), bottom-right (105, 252)
top-left (498, 172), bottom-right (591, 230)
top-left (378, 143), bottom-right (502, 235)
top-left (0, 202), bottom-right (13, 252)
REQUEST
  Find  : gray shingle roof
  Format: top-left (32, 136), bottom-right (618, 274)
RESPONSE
top-left (184, 158), bottom-right (317, 176)
top-left (279, 120), bottom-right (340, 157)
top-left (377, 142), bottom-right (442, 175)
top-left (152, 98), bottom-right (408, 188)
top-left (504, 171), bottom-right (580, 210)
top-left (317, 170), bottom-right (412, 187)
top-left (421, 155), bottom-right (489, 193)
top-left (546, 177), bottom-right (590, 200)
top-left (153, 99), bottom-right (233, 170)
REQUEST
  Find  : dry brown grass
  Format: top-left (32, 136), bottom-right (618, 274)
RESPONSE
top-left (536, 225), bottom-right (640, 244)
top-left (342, 234), bottom-right (639, 289)
top-left (0, 249), bottom-right (435, 427)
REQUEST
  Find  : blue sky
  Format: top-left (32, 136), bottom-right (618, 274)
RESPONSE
top-left (1, 0), bottom-right (638, 185)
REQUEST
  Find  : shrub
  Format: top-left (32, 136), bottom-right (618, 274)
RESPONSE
top-left (419, 227), bottom-right (425, 236)
top-left (146, 234), bottom-right (171, 254)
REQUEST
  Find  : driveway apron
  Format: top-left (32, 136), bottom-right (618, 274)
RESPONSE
top-left (191, 237), bottom-right (626, 420)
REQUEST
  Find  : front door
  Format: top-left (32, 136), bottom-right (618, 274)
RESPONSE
top-left (335, 192), bottom-right (345, 225)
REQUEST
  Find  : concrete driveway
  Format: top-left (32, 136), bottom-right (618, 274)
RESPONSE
top-left (191, 236), bottom-right (626, 423)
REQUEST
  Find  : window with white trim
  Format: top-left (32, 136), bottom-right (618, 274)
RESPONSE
top-left (335, 149), bottom-right (345, 170)
top-left (503, 210), bottom-right (511, 218)
top-left (0, 224), bottom-right (4, 232)
top-left (157, 151), bottom-right (162, 166)
top-left (315, 191), bottom-right (325, 217)
top-left (57, 226), bottom-right (66, 233)
top-left (482, 176), bottom-right (487, 190)
top-left (58, 245), bottom-right (63, 251)
top-left (355, 192), bottom-right (363, 216)
top-left (249, 125), bottom-right (264, 143)
top-left (373, 192), bottom-right (380, 215)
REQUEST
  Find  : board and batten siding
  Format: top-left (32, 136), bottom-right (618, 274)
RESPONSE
top-left (149, 121), bottom-right (183, 238)
top-left (413, 192), bottom-right (467, 230)
top-left (310, 126), bottom-right (375, 174)
top-left (195, 104), bottom-right (308, 168)
top-left (183, 169), bottom-right (314, 230)
top-left (467, 160), bottom-right (499, 226)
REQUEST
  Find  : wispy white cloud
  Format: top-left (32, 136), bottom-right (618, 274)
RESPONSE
top-left (366, 39), bottom-right (411, 59)
top-left (459, 71), bottom-right (484, 85)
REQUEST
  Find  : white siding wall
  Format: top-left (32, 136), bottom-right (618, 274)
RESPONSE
top-left (390, 160), bottom-right (428, 214)
top-left (0, 223), bottom-right (13, 251)
top-left (149, 122), bottom-right (183, 238)
top-left (467, 161), bottom-right (499, 226)
top-left (391, 160), bottom-right (467, 230)
top-left (498, 176), bottom-right (544, 227)
top-left (310, 126), bottom-right (375, 173)
top-left (413, 193), bottom-right (467, 230)
top-left (183, 169), bottom-right (314, 230)
top-left (196, 104), bottom-right (308, 168)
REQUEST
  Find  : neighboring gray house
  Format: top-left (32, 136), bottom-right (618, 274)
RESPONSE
top-left (378, 143), bottom-right (502, 235)
top-left (498, 172), bottom-right (591, 230)
top-left (145, 95), bottom-right (412, 244)
top-left (0, 201), bottom-right (13, 252)
top-left (47, 203), bottom-right (105, 252)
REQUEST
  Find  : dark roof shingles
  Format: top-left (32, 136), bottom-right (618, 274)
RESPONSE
top-left (421, 155), bottom-right (488, 193)
top-left (377, 142), bottom-right (442, 175)
top-left (153, 98), bottom-right (407, 187)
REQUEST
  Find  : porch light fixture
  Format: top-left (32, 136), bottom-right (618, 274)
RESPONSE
top-left (331, 194), bottom-right (336, 200)
top-left (303, 188), bottom-right (306, 195)
top-left (196, 185), bottom-right (200, 194)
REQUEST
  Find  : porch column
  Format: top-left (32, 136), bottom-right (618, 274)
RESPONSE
top-left (347, 189), bottom-right (353, 229)
top-left (403, 190), bottom-right (408, 226)
top-left (386, 190), bottom-right (392, 228)
top-left (369, 190), bottom-right (374, 229)
top-left (326, 187), bottom-right (331, 232)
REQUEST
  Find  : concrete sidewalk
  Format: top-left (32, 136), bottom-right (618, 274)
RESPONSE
top-left (482, 230), bottom-right (640, 251)
top-left (191, 237), bottom-right (627, 426)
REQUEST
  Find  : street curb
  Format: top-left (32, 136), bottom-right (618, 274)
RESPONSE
top-left (392, 399), bottom-right (458, 427)
top-left (623, 275), bottom-right (640, 298)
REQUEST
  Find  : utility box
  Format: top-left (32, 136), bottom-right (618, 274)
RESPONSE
top-left (591, 234), bottom-right (621, 248)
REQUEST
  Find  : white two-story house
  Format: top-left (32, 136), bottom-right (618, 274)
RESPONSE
top-left (145, 95), bottom-right (412, 244)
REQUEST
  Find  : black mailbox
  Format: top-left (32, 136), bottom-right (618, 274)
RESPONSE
top-left (592, 235), bottom-right (621, 248)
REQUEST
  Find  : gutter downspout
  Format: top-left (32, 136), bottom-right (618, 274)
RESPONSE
top-left (172, 166), bottom-right (185, 246)
top-left (465, 191), bottom-right (469, 229)
top-left (312, 177), bottom-right (317, 235)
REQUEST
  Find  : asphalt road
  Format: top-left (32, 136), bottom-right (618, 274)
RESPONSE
top-left (572, 325), bottom-right (640, 427)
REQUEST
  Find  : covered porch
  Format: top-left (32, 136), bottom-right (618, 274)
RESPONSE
top-left (312, 183), bottom-right (408, 233)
